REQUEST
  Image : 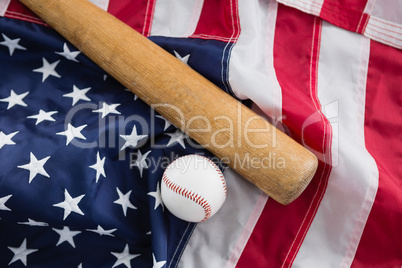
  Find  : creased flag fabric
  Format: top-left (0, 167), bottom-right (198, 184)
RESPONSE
top-left (0, 13), bottom-right (224, 268)
top-left (0, 0), bottom-right (401, 268)
top-left (276, 0), bottom-right (402, 49)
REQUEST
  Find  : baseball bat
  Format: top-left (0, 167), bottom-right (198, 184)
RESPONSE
top-left (19, 0), bottom-right (318, 205)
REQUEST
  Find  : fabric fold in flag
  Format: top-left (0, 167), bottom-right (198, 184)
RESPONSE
top-left (276, 0), bottom-right (402, 49)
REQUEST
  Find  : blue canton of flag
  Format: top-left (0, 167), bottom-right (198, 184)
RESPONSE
top-left (0, 17), bottom-right (224, 267)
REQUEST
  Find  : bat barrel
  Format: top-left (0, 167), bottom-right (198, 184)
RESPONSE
top-left (19, 0), bottom-right (318, 205)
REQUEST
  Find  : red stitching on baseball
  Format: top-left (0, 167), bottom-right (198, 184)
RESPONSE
top-left (162, 155), bottom-right (227, 221)
top-left (163, 173), bottom-right (212, 222)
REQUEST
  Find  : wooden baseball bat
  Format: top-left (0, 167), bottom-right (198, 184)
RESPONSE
top-left (19, 0), bottom-right (318, 205)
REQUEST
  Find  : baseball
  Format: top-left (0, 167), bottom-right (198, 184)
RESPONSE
top-left (161, 154), bottom-right (227, 222)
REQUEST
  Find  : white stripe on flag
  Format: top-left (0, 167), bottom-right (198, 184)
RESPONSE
top-left (180, 2), bottom-right (282, 265)
top-left (229, 0), bottom-right (282, 121)
top-left (150, 0), bottom-right (204, 37)
top-left (293, 22), bottom-right (378, 267)
top-left (0, 0), bottom-right (11, 17)
top-left (89, 0), bottom-right (109, 11)
top-left (365, 16), bottom-right (402, 49)
top-left (370, 0), bottom-right (402, 25)
top-left (363, 0), bottom-right (376, 14)
top-left (178, 168), bottom-right (267, 268)
top-left (364, 0), bottom-right (402, 48)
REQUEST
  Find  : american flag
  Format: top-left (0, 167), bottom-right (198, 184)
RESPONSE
top-left (1, 0), bottom-right (401, 267)
top-left (0, 7), bottom-right (222, 267)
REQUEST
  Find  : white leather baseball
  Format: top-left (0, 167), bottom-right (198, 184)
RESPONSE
top-left (161, 154), bottom-right (227, 222)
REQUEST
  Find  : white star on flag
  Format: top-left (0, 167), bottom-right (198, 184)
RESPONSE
top-left (27, 109), bottom-right (57, 125)
top-left (55, 43), bottom-right (80, 62)
top-left (174, 50), bottom-right (190, 65)
top-left (17, 152), bottom-right (51, 183)
top-left (87, 225), bottom-right (117, 237)
top-left (120, 125), bottom-right (148, 150)
top-left (111, 244), bottom-right (140, 268)
top-left (147, 182), bottom-right (164, 210)
top-left (0, 131), bottom-right (18, 149)
top-left (0, 33), bottom-right (26, 56)
top-left (53, 226), bottom-right (81, 248)
top-left (131, 150), bottom-right (151, 177)
top-left (165, 129), bottom-right (187, 149)
top-left (18, 219), bottom-right (48, 226)
top-left (53, 189), bottom-right (85, 220)
top-left (0, 90), bottom-right (29, 110)
top-left (56, 123), bottom-right (87, 145)
top-left (8, 239), bottom-right (38, 266)
top-left (0, 194), bottom-right (12, 211)
top-left (155, 115), bottom-right (172, 131)
top-left (89, 151), bottom-right (106, 182)
top-left (33, 57), bottom-right (61, 82)
top-left (152, 253), bottom-right (167, 268)
top-left (93, 102), bottom-right (121, 118)
top-left (114, 188), bottom-right (137, 216)
top-left (63, 85), bottom-right (91, 105)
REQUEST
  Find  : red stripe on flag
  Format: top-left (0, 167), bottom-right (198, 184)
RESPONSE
top-left (4, 0), bottom-right (155, 35)
top-left (107, 0), bottom-right (155, 35)
top-left (4, 0), bottom-right (45, 25)
top-left (237, 5), bottom-right (332, 267)
top-left (351, 41), bottom-right (402, 267)
top-left (282, 17), bottom-right (333, 268)
top-left (357, 13), bottom-right (370, 34)
top-left (319, 0), bottom-right (369, 33)
top-left (189, 0), bottom-right (240, 42)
